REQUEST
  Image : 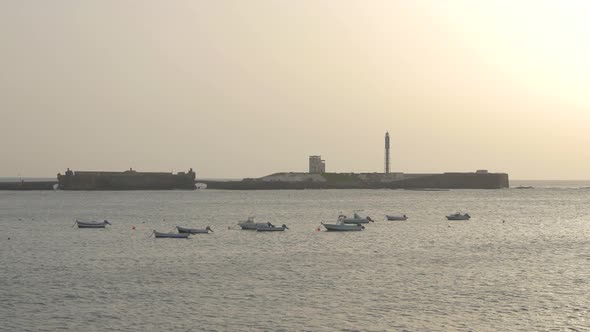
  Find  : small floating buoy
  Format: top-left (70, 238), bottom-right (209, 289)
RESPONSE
top-left (132, 226), bottom-right (136, 230)
top-left (316, 226), bottom-right (321, 232)
top-left (7, 237), bottom-right (10, 240)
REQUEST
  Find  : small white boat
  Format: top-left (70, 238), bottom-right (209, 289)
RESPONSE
top-left (238, 217), bottom-right (275, 230)
top-left (256, 224), bottom-right (288, 232)
top-left (339, 211), bottom-right (374, 224)
top-left (76, 220), bottom-right (111, 228)
top-left (446, 212), bottom-right (471, 220)
top-left (177, 226), bottom-right (213, 234)
top-left (321, 217), bottom-right (365, 231)
top-left (386, 214), bottom-right (408, 221)
top-left (154, 230), bottom-right (190, 238)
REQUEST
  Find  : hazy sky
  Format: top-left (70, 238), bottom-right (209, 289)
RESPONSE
top-left (1, 1), bottom-right (589, 180)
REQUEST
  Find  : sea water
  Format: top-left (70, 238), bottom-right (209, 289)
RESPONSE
top-left (1, 186), bottom-right (589, 331)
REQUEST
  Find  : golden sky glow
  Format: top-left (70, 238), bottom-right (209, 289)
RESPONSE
top-left (1, 1), bottom-right (589, 179)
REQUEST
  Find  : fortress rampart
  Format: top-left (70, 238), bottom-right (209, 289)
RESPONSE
top-left (57, 168), bottom-right (196, 190)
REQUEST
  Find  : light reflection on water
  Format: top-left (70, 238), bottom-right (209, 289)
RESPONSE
top-left (1, 189), bottom-right (589, 331)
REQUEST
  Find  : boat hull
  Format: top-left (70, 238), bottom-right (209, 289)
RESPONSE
top-left (154, 231), bottom-right (190, 238)
top-left (322, 223), bottom-right (364, 231)
top-left (76, 221), bottom-right (108, 228)
top-left (341, 219), bottom-right (370, 224)
top-left (177, 227), bottom-right (209, 234)
top-left (239, 222), bottom-right (272, 230)
top-left (256, 226), bottom-right (287, 232)
top-left (446, 216), bottom-right (470, 220)
top-left (386, 215), bottom-right (408, 221)
top-left (77, 224), bottom-right (106, 228)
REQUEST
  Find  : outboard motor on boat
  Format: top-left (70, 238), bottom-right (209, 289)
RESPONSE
top-left (367, 216), bottom-right (374, 222)
top-left (104, 220), bottom-right (111, 225)
top-left (281, 224), bottom-right (288, 229)
top-left (206, 226), bottom-right (214, 233)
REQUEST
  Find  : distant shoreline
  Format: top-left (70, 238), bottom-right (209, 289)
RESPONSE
top-left (2, 178), bottom-right (590, 190)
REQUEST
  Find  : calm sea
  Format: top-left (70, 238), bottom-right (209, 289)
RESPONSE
top-left (1, 188), bottom-right (589, 331)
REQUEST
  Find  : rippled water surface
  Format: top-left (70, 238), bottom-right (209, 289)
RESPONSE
top-left (1, 189), bottom-right (590, 331)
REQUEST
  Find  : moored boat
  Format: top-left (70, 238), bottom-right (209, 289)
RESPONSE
top-left (386, 214), bottom-right (408, 221)
top-left (256, 224), bottom-right (288, 232)
top-left (76, 220), bottom-right (111, 228)
top-left (177, 226), bottom-right (213, 234)
top-left (238, 217), bottom-right (275, 230)
top-left (154, 230), bottom-right (190, 238)
top-left (339, 211), bottom-right (374, 224)
top-left (446, 212), bottom-right (471, 220)
top-left (321, 221), bottom-right (364, 232)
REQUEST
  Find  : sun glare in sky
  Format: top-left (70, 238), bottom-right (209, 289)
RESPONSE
top-left (1, 1), bottom-right (589, 179)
